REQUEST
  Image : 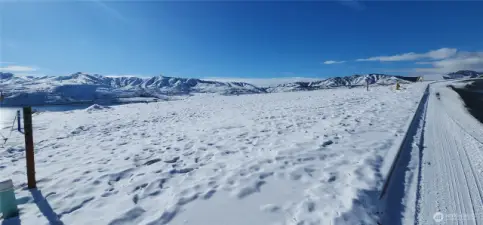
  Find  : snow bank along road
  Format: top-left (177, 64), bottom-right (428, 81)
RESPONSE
top-left (1, 83), bottom-right (427, 225)
top-left (381, 80), bottom-right (483, 225)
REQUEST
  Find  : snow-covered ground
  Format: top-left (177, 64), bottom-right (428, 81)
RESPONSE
top-left (417, 82), bottom-right (483, 225)
top-left (1, 83), bottom-right (428, 225)
top-left (381, 80), bottom-right (483, 225)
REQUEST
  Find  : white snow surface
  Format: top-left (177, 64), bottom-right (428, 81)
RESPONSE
top-left (380, 80), bottom-right (483, 225)
top-left (417, 82), bottom-right (483, 225)
top-left (1, 83), bottom-right (428, 225)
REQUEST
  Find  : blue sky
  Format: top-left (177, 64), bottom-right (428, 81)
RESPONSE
top-left (1, 1), bottom-right (483, 80)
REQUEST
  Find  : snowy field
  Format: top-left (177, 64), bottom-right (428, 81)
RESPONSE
top-left (1, 83), bottom-right (427, 225)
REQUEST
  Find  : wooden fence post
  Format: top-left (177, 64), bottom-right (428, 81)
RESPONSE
top-left (23, 107), bottom-right (36, 189)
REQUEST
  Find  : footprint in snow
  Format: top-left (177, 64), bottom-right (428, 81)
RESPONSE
top-left (327, 172), bottom-right (337, 182)
top-left (143, 158), bottom-right (162, 166)
top-left (164, 156), bottom-right (180, 163)
top-left (169, 168), bottom-right (194, 174)
top-left (302, 200), bottom-right (316, 213)
top-left (260, 204), bottom-right (281, 213)
top-left (177, 193), bottom-right (199, 206)
top-left (236, 180), bottom-right (266, 199)
top-left (203, 190), bottom-right (216, 200)
top-left (259, 171), bottom-right (274, 179)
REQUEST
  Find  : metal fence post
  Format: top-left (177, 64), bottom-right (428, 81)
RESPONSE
top-left (17, 110), bottom-right (21, 132)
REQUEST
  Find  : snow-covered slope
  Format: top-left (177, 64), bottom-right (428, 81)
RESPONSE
top-left (0, 72), bottom-right (265, 106)
top-left (1, 83), bottom-right (428, 225)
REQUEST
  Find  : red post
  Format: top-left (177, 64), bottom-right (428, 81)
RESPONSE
top-left (23, 106), bottom-right (36, 189)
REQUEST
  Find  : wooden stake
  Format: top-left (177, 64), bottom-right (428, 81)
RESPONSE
top-left (23, 106), bottom-right (36, 189)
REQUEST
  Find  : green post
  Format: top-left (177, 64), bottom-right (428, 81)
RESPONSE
top-left (0, 179), bottom-right (19, 218)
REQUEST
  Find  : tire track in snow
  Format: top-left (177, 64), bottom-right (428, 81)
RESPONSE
top-left (441, 90), bottom-right (483, 224)
top-left (380, 83), bottom-right (483, 225)
top-left (416, 85), bottom-right (483, 225)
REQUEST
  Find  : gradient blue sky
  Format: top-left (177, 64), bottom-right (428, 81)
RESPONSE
top-left (1, 1), bottom-right (483, 79)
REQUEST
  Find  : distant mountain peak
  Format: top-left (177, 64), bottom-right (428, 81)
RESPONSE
top-left (445, 70), bottom-right (482, 79)
top-left (265, 73), bottom-right (413, 92)
top-left (0, 72), bottom-right (14, 80)
top-left (0, 73), bottom-right (267, 106)
top-left (448, 70), bottom-right (480, 75)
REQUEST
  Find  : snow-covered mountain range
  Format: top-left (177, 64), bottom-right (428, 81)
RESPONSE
top-left (443, 70), bottom-right (483, 79)
top-left (0, 72), bottom-right (264, 106)
top-left (0, 72), bottom-right (411, 106)
top-left (266, 74), bottom-right (409, 92)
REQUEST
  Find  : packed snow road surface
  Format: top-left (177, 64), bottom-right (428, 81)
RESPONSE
top-left (381, 81), bottom-right (483, 225)
top-left (1, 83), bottom-right (427, 225)
top-left (417, 82), bottom-right (483, 225)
